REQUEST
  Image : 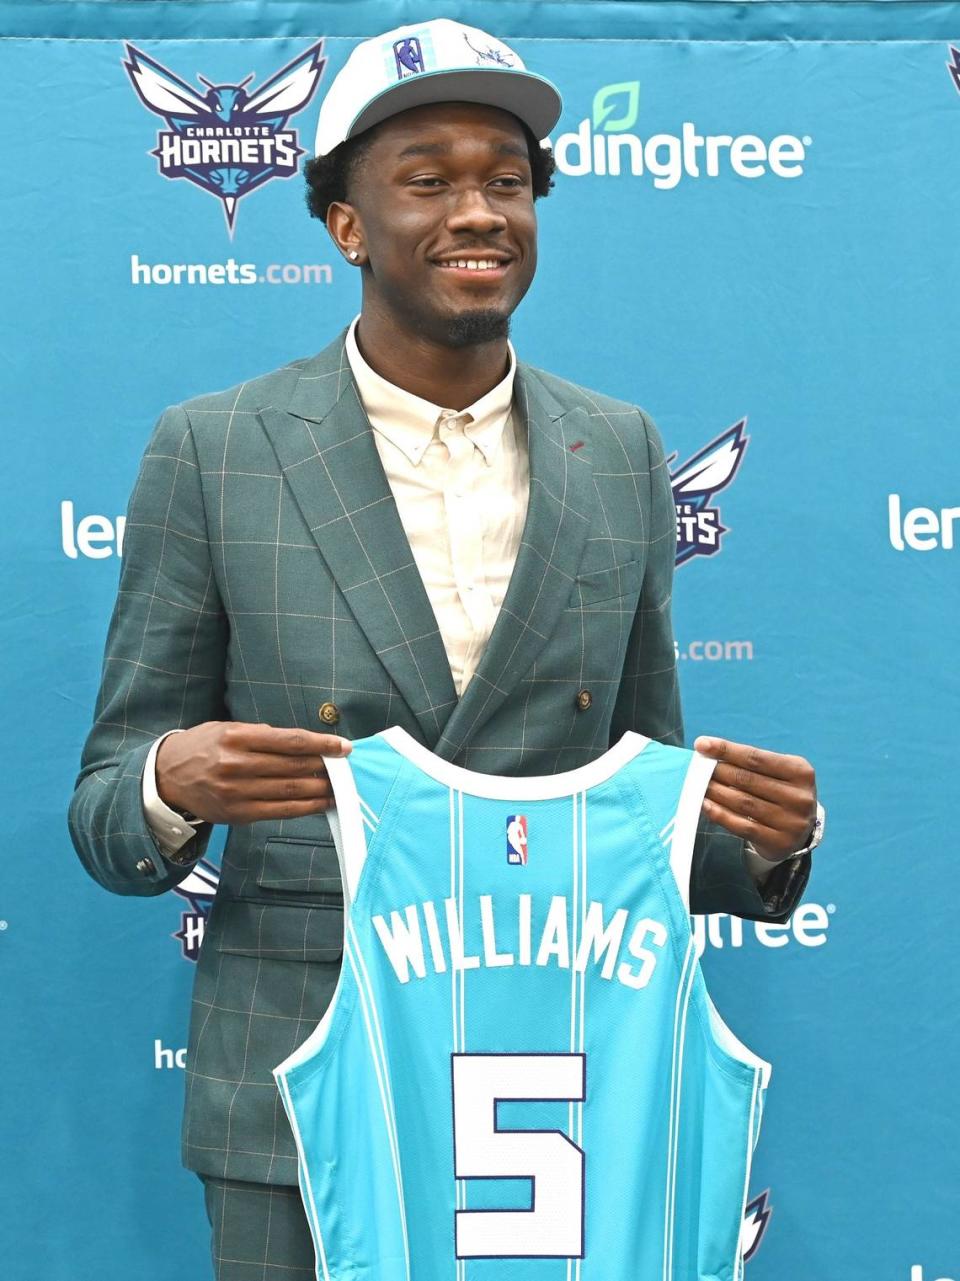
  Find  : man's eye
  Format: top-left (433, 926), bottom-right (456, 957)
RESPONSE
top-left (409, 177), bottom-right (445, 188)
top-left (491, 176), bottom-right (526, 188)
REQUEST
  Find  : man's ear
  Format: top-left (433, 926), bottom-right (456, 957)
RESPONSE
top-left (327, 202), bottom-right (366, 266)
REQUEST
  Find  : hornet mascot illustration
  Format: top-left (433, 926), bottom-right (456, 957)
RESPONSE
top-left (669, 421), bottom-right (749, 567)
top-left (124, 42), bottom-right (326, 232)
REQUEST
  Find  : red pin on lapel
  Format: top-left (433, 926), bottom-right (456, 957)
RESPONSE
top-left (569, 440), bottom-right (585, 452)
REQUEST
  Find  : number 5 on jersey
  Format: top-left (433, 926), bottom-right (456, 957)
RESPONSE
top-left (451, 1052), bottom-right (586, 1259)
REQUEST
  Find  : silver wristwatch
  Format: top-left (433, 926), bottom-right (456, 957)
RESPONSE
top-left (795, 802), bottom-right (826, 857)
top-left (161, 807), bottom-right (203, 866)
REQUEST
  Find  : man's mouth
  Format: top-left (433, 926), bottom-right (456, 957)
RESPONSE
top-left (430, 252), bottom-right (514, 276)
top-left (434, 258), bottom-right (506, 272)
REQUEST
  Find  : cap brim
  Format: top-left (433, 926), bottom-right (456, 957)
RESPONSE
top-left (346, 67), bottom-right (563, 144)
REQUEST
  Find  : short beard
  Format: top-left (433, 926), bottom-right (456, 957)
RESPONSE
top-left (444, 309), bottom-right (510, 349)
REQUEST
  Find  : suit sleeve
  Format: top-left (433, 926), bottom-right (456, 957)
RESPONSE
top-left (67, 405), bottom-right (228, 896)
top-left (609, 410), bottom-right (810, 922)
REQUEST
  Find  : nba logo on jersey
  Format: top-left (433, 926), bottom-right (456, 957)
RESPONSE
top-left (506, 814), bottom-right (528, 864)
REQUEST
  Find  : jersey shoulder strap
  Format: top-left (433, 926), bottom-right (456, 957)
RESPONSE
top-left (322, 732), bottom-right (409, 907)
top-left (615, 740), bottom-right (716, 912)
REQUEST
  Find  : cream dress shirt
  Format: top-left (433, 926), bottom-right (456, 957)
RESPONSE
top-left (141, 320), bottom-right (782, 881)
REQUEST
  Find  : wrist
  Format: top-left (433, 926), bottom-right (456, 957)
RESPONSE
top-left (747, 802), bottom-right (825, 864)
top-left (793, 802), bottom-right (825, 857)
top-left (155, 734), bottom-right (201, 823)
top-left (142, 732), bottom-right (204, 866)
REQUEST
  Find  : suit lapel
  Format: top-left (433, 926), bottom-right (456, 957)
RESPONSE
top-left (436, 366), bottom-right (594, 760)
top-left (258, 333), bottom-right (458, 744)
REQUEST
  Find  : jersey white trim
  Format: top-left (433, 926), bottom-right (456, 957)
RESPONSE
top-left (663, 751), bottom-right (774, 1091)
top-left (706, 994), bottom-right (773, 1089)
top-left (667, 754), bottom-right (774, 1091)
top-left (734, 1068), bottom-right (765, 1281)
top-left (381, 726), bottom-right (651, 798)
top-left (567, 790), bottom-right (587, 1281)
top-left (669, 750), bottom-right (716, 915)
top-left (274, 970), bottom-right (344, 1080)
top-left (323, 751), bottom-right (369, 907)
top-left (347, 922), bottom-right (412, 1281)
top-left (274, 1071), bottom-right (332, 1281)
top-left (451, 786), bottom-right (469, 1281)
top-left (273, 752), bottom-right (370, 1081)
top-left (662, 936), bottom-right (699, 1281)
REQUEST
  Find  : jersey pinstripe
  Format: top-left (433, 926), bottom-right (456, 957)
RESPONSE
top-left (274, 727), bottom-right (771, 1281)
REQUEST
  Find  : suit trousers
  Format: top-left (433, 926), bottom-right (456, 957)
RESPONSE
top-left (202, 1176), bottom-right (315, 1280)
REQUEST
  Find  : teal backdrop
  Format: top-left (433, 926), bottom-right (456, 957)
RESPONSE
top-left (1, 3), bottom-right (958, 1279)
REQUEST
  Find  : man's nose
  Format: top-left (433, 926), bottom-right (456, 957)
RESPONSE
top-left (444, 186), bottom-right (508, 235)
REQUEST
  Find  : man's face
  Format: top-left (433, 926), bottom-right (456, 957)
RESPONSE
top-left (343, 101), bottom-right (539, 347)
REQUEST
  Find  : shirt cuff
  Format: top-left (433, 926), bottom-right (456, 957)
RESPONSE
top-left (142, 730), bottom-right (200, 857)
top-left (743, 840), bottom-right (797, 885)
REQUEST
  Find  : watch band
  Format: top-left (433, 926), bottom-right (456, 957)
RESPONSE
top-left (163, 844), bottom-right (199, 867)
top-left (173, 806), bottom-right (202, 825)
top-left (793, 802), bottom-right (826, 858)
top-left (160, 807), bottom-right (204, 866)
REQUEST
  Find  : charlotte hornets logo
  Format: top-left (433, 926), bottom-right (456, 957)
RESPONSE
top-left (123, 41), bottom-right (326, 233)
top-left (669, 421), bottom-right (749, 567)
top-left (172, 859), bottom-right (220, 961)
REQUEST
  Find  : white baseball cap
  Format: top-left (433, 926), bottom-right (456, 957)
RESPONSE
top-left (313, 18), bottom-right (562, 157)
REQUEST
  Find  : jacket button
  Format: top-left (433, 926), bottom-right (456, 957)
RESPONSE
top-left (575, 688), bottom-right (593, 711)
top-left (318, 701), bottom-right (341, 726)
top-left (136, 857), bottom-right (156, 876)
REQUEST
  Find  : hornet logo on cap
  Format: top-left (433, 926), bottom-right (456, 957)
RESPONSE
top-left (123, 41), bottom-right (326, 234)
top-left (669, 421), bottom-right (749, 567)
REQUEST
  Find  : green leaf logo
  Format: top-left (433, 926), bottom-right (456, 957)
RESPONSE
top-left (592, 81), bottom-right (640, 132)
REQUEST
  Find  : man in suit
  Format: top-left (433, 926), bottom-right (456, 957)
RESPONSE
top-left (69, 19), bottom-right (822, 1279)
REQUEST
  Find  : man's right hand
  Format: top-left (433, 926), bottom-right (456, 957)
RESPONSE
top-left (155, 722), bottom-right (352, 826)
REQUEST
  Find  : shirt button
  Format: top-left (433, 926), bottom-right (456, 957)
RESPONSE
top-left (136, 857), bottom-right (156, 876)
top-left (170, 827), bottom-right (182, 837)
top-left (575, 688), bottom-right (593, 712)
top-left (318, 701), bottom-right (341, 726)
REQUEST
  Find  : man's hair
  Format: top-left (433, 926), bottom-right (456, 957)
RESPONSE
top-left (304, 119), bottom-right (557, 222)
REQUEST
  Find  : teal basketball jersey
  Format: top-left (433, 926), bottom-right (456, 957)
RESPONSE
top-left (274, 727), bottom-right (771, 1281)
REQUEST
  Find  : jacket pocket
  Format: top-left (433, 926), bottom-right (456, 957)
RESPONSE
top-left (209, 898), bottom-right (343, 961)
top-left (257, 836), bottom-right (342, 896)
top-left (568, 558), bottom-right (644, 607)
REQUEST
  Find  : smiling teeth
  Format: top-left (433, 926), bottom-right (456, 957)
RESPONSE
top-left (441, 259), bottom-right (501, 270)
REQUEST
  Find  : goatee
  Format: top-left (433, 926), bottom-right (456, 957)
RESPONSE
top-left (445, 310), bottom-right (511, 348)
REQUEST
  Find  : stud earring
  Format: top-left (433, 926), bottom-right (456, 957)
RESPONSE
top-left (348, 250), bottom-right (360, 261)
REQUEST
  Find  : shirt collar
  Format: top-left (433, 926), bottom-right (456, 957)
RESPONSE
top-left (344, 316), bottom-right (516, 467)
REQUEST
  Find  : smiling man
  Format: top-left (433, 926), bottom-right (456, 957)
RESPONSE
top-left (69, 18), bottom-right (822, 1279)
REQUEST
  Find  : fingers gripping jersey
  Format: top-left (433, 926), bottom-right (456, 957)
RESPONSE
top-left (274, 728), bottom-right (771, 1281)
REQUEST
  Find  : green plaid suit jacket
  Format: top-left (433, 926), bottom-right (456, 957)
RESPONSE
top-left (69, 329), bottom-right (809, 1185)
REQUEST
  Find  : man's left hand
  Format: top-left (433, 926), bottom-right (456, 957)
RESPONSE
top-left (693, 737), bottom-right (818, 861)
